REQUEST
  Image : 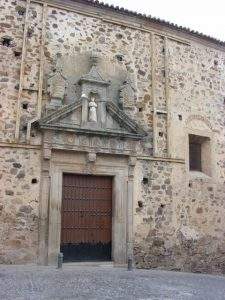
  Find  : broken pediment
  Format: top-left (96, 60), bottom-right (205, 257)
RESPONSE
top-left (36, 98), bottom-right (146, 140)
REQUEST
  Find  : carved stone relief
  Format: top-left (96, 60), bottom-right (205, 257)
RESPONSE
top-left (36, 52), bottom-right (146, 159)
top-left (44, 51), bottom-right (136, 108)
top-left (38, 52), bottom-right (146, 141)
top-left (47, 68), bottom-right (67, 108)
top-left (48, 131), bottom-right (141, 156)
top-left (119, 76), bottom-right (135, 110)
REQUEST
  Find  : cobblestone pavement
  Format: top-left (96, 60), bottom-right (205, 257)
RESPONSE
top-left (0, 264), bottom-right (225, 300)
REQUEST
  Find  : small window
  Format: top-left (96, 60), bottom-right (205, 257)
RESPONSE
top-left (189, 134), bottom-right (211, 175)
top-left (189, 140), bottom-right (202, 171)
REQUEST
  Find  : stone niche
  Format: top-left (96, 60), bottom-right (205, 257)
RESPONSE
top-left (34, 52), bottom-right (146, 266)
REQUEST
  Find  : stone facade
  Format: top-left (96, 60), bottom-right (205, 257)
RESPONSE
top-left (0, 0), bottom-right (225, 274)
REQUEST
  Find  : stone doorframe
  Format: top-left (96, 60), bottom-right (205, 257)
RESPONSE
top-left (38, 146), bottom-right (136, 266)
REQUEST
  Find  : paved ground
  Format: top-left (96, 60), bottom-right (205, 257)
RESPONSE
top-left (0, 264), bottom-right (225, 300)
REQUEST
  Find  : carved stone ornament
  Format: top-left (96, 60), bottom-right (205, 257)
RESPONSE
top-left (79, 53), bottom-right (110, 87)
top-left (87, 152), bottom-right (97, 163)
top-left (35, 53), bottom-right (147, 154)
top-left (119, 76), bottom-right (135, 109)
top-left (47, 68), bottom-right (67, 108)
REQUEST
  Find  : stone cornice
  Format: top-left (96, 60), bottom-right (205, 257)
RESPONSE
top-left (0, 142), bottom-right (41, 149)
top-left (38, 124), bottom-right (145, 139)
top-left (0, 142), bottom-right (185, 163)
top-left (137, 156), bottom-right (185, 164)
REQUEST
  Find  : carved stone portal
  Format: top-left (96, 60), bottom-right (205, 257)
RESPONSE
top-left (36, 53), bottom-right (147, 267)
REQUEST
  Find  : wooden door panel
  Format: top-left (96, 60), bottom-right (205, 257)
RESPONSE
top-left (61, 174), bottom-right (112, 261)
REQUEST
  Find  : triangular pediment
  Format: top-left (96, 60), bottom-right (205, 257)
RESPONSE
top-left (36, 101), bottom-right (146, 140)
top-left (80, 65), bottom-right (108, 85)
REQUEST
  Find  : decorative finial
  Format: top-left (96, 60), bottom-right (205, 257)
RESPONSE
top-left (90, 51), bottom-right (100, 67)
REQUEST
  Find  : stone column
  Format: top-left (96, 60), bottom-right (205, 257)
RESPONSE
top-left (127, 157), bottom-right (136, 265)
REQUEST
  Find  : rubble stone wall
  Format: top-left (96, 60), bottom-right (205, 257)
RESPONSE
top-left (0, 147), bottom-right (41, 263)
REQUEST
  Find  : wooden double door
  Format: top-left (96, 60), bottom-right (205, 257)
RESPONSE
top-left (60, 173), bottom-right (112, 262)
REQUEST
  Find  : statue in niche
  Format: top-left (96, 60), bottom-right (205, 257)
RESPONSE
top-left (88, 95), bottom-right (98, 122)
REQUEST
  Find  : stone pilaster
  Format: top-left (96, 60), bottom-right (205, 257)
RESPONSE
top-left (127, 157), bottom-right (136, 265)
top-left (38, 132), bottom-right (52, 265)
